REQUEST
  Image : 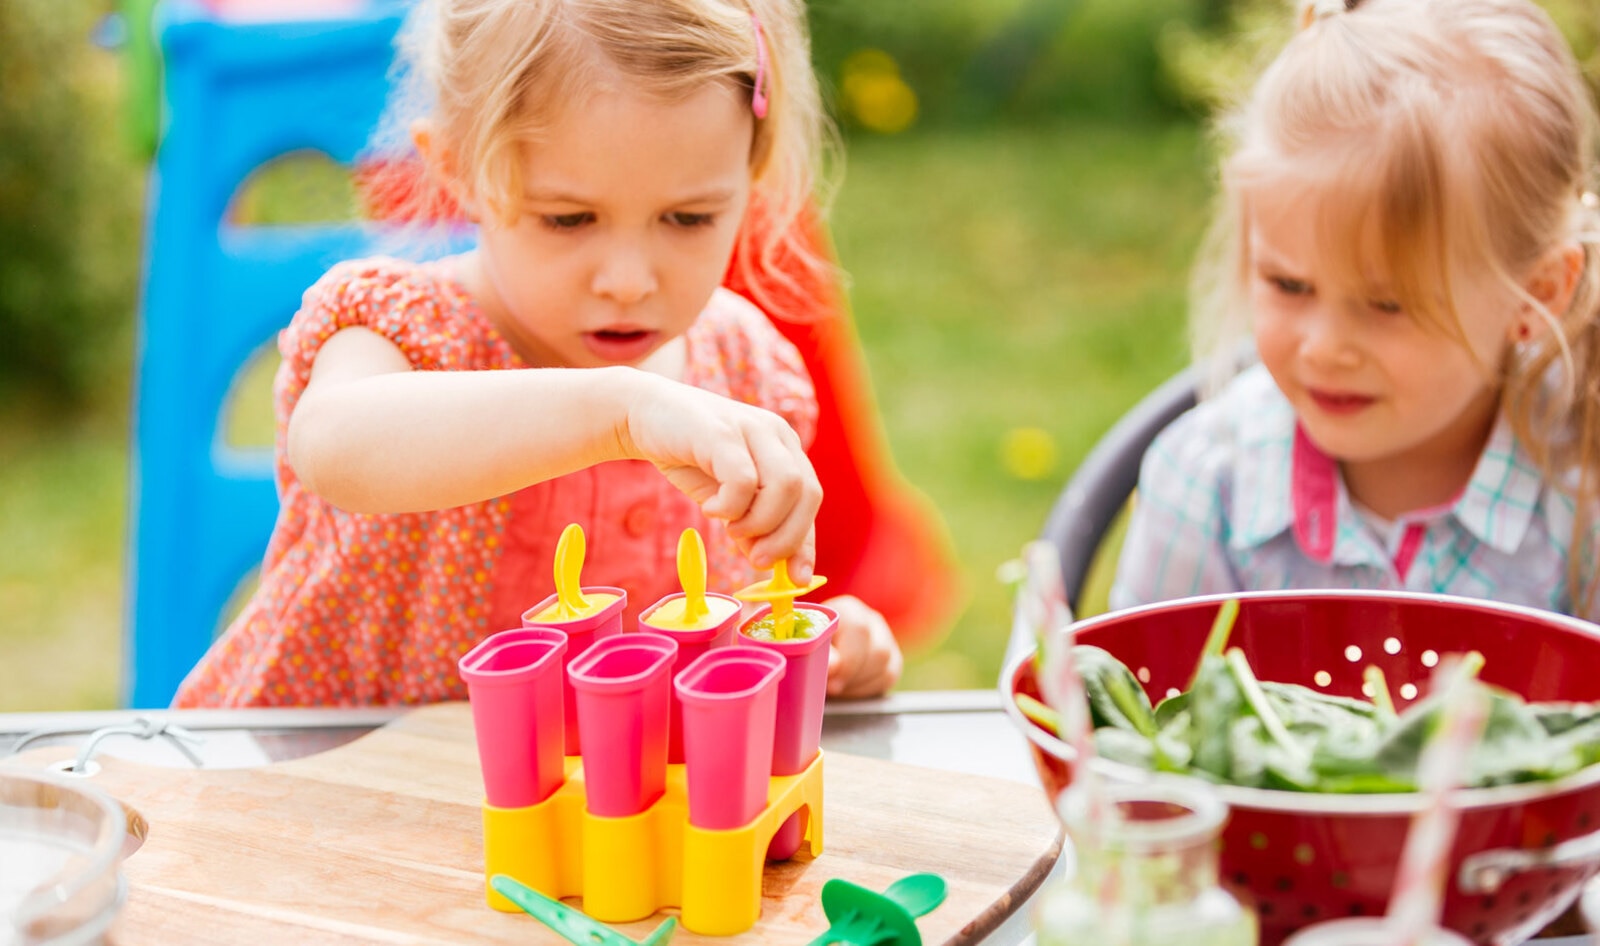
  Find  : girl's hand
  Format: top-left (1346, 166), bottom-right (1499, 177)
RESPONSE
top-left (623, 377), bottom-right (823, 579)
top-left (823, 595), bottom-right (902, 699)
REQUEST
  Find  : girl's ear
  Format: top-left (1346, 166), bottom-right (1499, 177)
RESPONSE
top-left (410, 119), bottom-right (481, 223)
top-left (1511, 242), bottom-right (1585, 342)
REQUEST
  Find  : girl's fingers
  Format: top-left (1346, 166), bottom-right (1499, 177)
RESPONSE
top-left (731, 426), bottom-right (820, 569)
top-left (833, 643), bottom-right (902, 699)
top-left (728, 474), bottom-right (804, 546)
top-left (745, 501), bottom-right (819, 574)
top-left (851, 655), bottom-right (903, 698)
top-left (660, 466), bottom-right (722, 507)
top-left (726, 424), bottom-right (810, 532)
top-left (827, 621), bottom-right (869, 696)
top-left (692, 435), bottom-right (761, 521)
top-left (822, 596), bottom-right (902, 698)
top-left (651, 401), bottom-right (820, 570)
top-left (777, 527), bottom-right (818, 584)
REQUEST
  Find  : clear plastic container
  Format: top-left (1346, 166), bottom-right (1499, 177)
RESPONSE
top-left (1279, 917), bottom-right (1473, 945)
top-left (1034, 777), bottom-right (1257, 946)
top-left (1, 770), bottom-right (132, 946)
top-left (1581, 875), bottom-right (1600, 944)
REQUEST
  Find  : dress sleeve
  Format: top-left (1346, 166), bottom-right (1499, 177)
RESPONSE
top-left (270, 258), bottom-right (487, 488)
top-left (1109, 404), bottom-right (1242, 610)
top-left (694, 288), bottom-right (820, 449)
top-left (275, 258), bottom-right (459, 404)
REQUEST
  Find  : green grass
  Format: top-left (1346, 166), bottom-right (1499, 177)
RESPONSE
top-left (0, 407), bottom-right (128, 710)
top-left (0, 119), bottom-right (1213, 710)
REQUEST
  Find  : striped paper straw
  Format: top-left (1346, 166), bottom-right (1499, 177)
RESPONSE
top-left (1386, 654), bottom-right (1490, 946)
top-left (1018, 542), bottom-right (1111, 828)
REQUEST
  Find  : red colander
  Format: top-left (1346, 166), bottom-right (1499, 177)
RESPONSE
top-left (1001, 590), bottom-right (1600, 946)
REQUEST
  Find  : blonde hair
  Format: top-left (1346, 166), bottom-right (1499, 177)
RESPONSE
top-left (1191, 0), bottom-right (1600, 611)
top-left (372, 0), bottom-right (837, 322)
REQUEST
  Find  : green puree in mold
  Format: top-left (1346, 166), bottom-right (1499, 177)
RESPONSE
top-left (742, 609), bottom-right (829, 642)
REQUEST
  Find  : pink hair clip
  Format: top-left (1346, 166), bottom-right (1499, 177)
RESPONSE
top-left (750, 13), bottom-right (769, 119)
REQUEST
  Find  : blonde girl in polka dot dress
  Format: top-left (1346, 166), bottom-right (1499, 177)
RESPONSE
top-left (173, 0), bottom-right (903, 708)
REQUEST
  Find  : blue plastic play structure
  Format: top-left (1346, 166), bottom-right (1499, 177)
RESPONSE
top-left (127, 0), bottom-right (426, 706)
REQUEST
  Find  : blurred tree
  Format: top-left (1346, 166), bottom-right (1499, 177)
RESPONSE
top-left (961, 0), bottom-right (1085, 111)
top-left (1160, 0), bottom-right (1600, 116)
top-left (808, 0), bottom-right (1210, 129)
top-left (0, 0), bottom-right (142, 413)
top-left (1543, 0), bottom-right (1600, 88)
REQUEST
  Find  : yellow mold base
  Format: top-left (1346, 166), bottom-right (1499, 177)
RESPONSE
top-left (484, 752), bottom-right (825, 936)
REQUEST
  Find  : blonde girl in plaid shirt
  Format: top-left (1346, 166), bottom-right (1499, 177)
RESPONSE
top-left (1112, 0), bottom-right (1600, 616)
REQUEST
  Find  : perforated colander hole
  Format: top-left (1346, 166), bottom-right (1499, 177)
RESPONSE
top-left (1480, 896), bottom-right (1497, 911)
top-left (1422, 649), bottom-right (1440, 667)
top-left (1578, 811), bottom-right (1592, 829)
top-left (1137, 666), bottom-right (1151, 684)
top-left (1233, 871), bottom-right (1250, 887)
top-left (1384, 637), bottom-right (1402, 654)
top-left (1472, 922), bottom-right (1488, 938)
top-left (1249, 832), bottom-right (1269, 851)
top-left (1293, 843), bottom-right (1314, 865)
top-left (1347, 902), bottom-right (1366, 916)
top-left (1301, 904), bottom-right (1319, 919)
top-left (1361, 681), bottom-right (1377, 699)
top-left (1274, 877), bottom-right (1292, 892)
top-left (1518, 891), bottom-right (1532, 906)
top-left (1314, 670), bottom-right (1332, 687)
top-left (1399, 683), bottom-right (1419, 700)
top-left (1166, 687), bottom-right (1180, 699)
top-left (1345, 645), bottom-right (1363, 662)
top-left (1330, 872), bottom-right (1350, 889)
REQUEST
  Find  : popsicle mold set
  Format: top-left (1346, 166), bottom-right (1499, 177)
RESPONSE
top-left (457, 525), bottom-right (837, 935)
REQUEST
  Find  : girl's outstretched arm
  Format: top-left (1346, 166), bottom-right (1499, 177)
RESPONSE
top-left (287, 326), bottom-right (822, 575)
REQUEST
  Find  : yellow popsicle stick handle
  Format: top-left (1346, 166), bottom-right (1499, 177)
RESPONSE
top-left (731, 562), bottom-right (827, 604)
top-left (773, 605), bottom-right (797, 641)
top-left (732, 560), bottom-right (827, 639)
top-left (678, 529), bottom-right (709, 624)
top-left (769, 560), bottom-right (797, 640)
top-left (553, 523), bottom-right (591, 621)
top-left (771, 559), bottom-right (798, 594)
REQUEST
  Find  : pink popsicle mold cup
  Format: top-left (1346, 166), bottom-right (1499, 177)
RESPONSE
top-left (673, 646), bottom-right (786, 830)
top-left (639, 591), bottom-right (742, 764)
top-left (458, 627), bottom-right (569, 809)
top-left (566, 631), bottom-right (679, 818)
top-left (736, 602), bottom-right (838, 858)
top-left (521, 586), bottom-right (627, 755)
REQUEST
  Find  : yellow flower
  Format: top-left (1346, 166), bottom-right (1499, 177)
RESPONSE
top-left (1000, 427), bottom-right (1058, 481)
top-left (841, 49), bottom-right (918, 134)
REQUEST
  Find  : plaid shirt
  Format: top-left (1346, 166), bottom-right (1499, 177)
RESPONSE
top-left (1110, 365), bottom-right (1582, 614)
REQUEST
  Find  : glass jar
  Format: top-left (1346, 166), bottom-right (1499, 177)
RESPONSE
top-left (1034, 777), bottom-right (1257, 946)
top-left (1, 769), bottom-right (130, 946)
top-left (1580, 875), bottom-right (1600, 944)
top-left (1280, 917), bottom-right (1473, 945)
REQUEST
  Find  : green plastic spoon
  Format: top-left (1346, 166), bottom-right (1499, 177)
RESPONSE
top-left (805, 872), bottom-right (948, 946)
top-left (490, 874), bottom-right (677, 946)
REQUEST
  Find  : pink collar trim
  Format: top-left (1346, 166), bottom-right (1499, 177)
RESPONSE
top-left (1290, 423), bottom-right (1463, 579)
top-left (1291, 425), bottom-right (1338, 564)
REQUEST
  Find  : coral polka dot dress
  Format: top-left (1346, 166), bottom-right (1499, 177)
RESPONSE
top-left (172, 258), bottom-right (817, 708)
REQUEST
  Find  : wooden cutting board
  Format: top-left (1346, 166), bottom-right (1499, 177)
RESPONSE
top-left (6, 702), bottom-right (1061, 946)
